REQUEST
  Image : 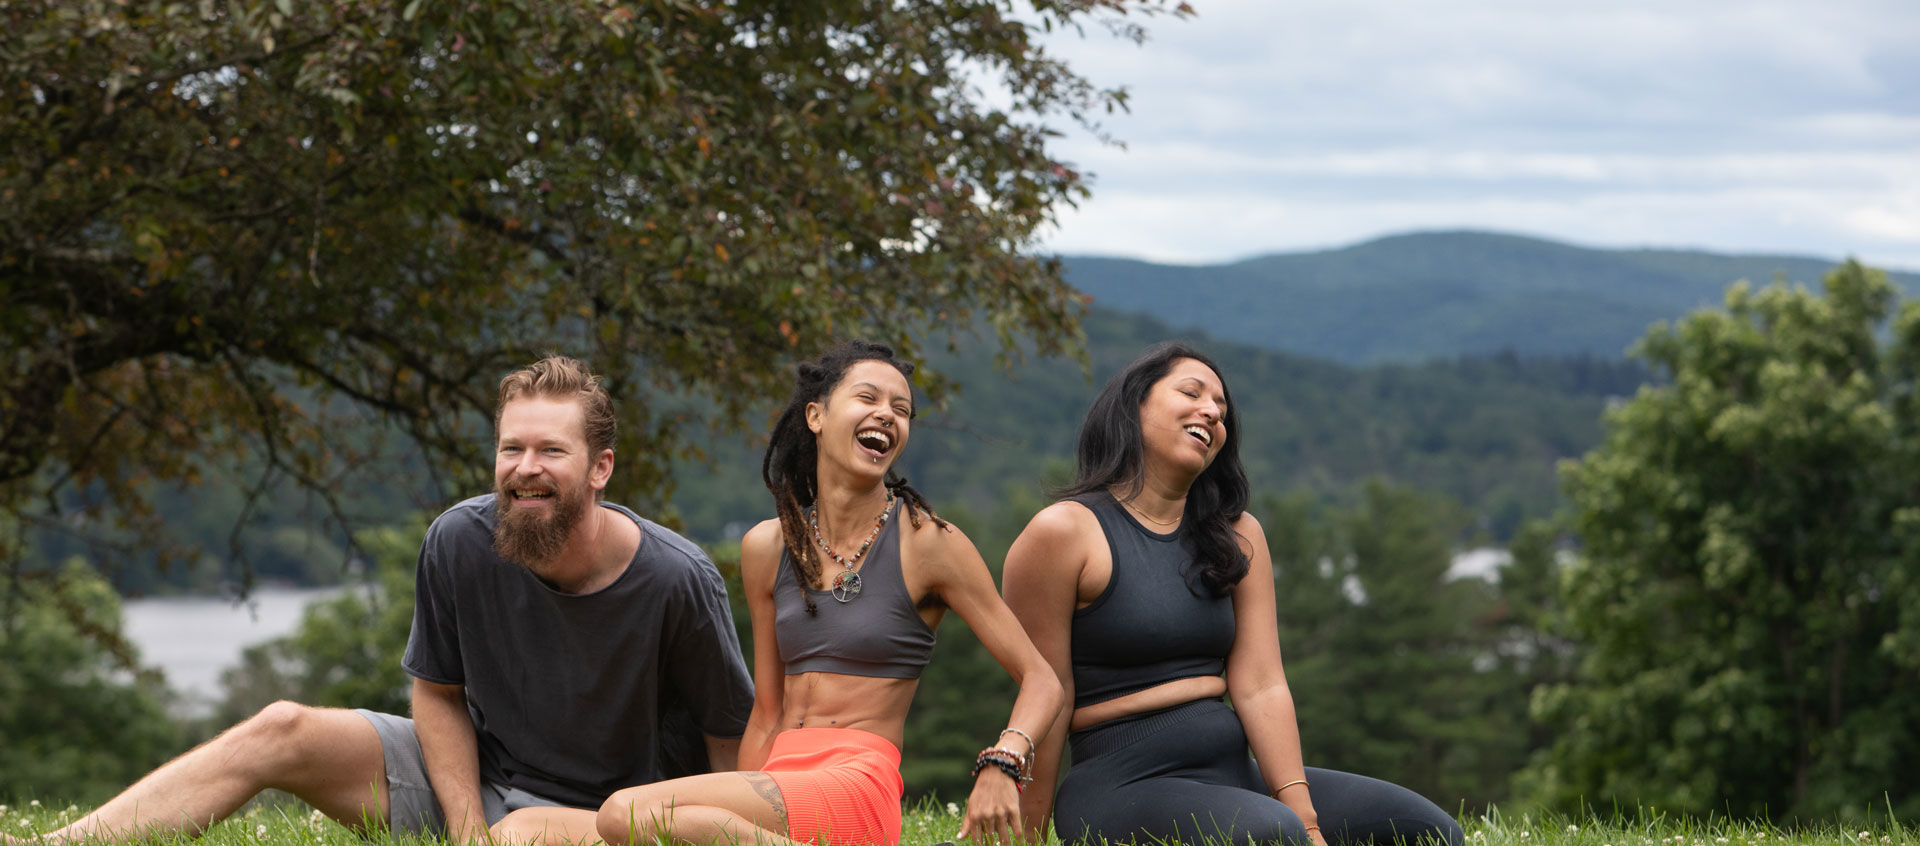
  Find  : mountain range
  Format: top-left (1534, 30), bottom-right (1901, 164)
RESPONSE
top-left (1063, 230), bottom-right (1920, 365)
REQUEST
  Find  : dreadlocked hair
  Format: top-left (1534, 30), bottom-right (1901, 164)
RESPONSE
top-left (762, 339), bottom-right (947, 614)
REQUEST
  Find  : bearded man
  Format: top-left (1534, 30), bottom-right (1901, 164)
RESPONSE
top-left (16, 357), bottom-right (754, 845)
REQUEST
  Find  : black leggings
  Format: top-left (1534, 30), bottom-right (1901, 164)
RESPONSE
top-left (1054, 699), bottom-right (1465, 846)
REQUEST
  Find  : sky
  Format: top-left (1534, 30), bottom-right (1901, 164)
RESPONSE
top-left (1032, 0), bottom-right (1920, 270)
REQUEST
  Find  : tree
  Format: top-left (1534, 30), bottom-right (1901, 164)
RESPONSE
top-left (211, 522), bottom-right (422, 725)
top-left (1522, 261), bottom-right (1920, 821)
top-left (3, 0), bottom-right (1191, 578)
top-left (0, 562), bottom-right (182, 802)
top-left (1265, 483), bottom-right (1523, 811)
top-left (1488, 519), bottom-right (1577, 773)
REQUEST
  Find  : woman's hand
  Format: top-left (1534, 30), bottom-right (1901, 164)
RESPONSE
top-left (958, 770), bottom-right (1023, 846)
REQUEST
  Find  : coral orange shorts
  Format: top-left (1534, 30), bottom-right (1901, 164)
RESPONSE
top-left (763, 728), bottom-right (904, 846)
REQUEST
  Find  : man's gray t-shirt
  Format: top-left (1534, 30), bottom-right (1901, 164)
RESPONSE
top-left (401, 494), bottom-right (754, 808)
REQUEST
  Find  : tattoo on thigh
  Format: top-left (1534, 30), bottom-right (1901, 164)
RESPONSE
top-left (744, 772), bottom-right (787, 827)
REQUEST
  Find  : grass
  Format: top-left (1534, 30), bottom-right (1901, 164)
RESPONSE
top-left (1, 798), bottom-right (1913, 846)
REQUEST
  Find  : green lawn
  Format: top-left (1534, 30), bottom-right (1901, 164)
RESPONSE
top-left (2, 799), bottom-right (1913, 846)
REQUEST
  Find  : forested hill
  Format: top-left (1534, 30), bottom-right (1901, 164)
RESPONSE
top-left (667, 307), bottom-right (1645, 544)
top-left (1064, 231), bottom-right (1920, 364)
top-left (57, 306), bottom-right (1642, 595)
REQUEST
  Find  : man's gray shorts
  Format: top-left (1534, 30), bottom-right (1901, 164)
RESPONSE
top-left (356, 710), bottom-right (582, 834)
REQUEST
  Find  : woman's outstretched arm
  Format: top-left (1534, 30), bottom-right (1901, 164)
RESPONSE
top-left (1223, 513), bottom-right (1326, 846)
top-left (915, 517), bottom-right (1066, 845)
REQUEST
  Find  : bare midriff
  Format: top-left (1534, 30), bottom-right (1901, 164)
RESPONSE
top-left (779, 671), bottom-right (920, 748)
top-left (1070, 674), bottom-right (1227, 731)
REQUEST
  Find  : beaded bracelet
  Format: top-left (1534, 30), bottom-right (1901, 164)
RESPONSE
top-left (978, 748), bottom-right (1023, 771)
top-left (986, 747), bottom-right (1029, 771)
top-left (970, 750), bottom-right (1025, 790)
top-left (975, 746), bottom-right (1033, 784)
top-left (972, 747), bottom-right (1016, 771)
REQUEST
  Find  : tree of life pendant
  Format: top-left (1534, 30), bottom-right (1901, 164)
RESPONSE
top-left (832, 570), bottom-right (863, 603)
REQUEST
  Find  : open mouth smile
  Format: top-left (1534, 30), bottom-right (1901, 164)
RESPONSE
top-left (855, 427), bottom-right (894, 459)
top-left (1184, 425), bottom-right (1213, 447)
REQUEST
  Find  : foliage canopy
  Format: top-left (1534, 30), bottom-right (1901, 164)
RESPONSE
top-left (1523, 261), bottom-right (1920, 820)
top-left (0, 562), bottom-right (181, 802)
top-left (2, 0), bottom-right (1193, 575)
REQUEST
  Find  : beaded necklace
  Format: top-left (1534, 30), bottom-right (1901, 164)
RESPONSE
top-left (807, 489), bottom-right (895, 603)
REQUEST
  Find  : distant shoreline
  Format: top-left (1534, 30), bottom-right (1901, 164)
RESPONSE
top-left (121, 586), bottom-right (360, 719)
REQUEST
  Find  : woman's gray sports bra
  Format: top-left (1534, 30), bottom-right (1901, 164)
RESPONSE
top-left (1069, 492), bottom-right (1237, 708)
top-left (773, 499), bottom-right (937, 679)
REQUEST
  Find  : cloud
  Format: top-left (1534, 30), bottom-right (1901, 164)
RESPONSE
top-left (1033, 0), bottom-right (1920, 269)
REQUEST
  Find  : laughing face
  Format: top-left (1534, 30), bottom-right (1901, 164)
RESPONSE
top-left (1138, 357), bottom-right (1228, 475)
top-left (805, 359), bottom-right (913, 477)
top-left (492, 396), bottom-right (612, 570)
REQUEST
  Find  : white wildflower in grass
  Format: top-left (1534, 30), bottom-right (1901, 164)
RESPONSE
top-left (256, 823), bottom-right (269, 841)
top-left (1859, 833), bottom-right (1872, 842)
top-left (1568, 825), bottom-right (1581, 833)
top-left (1519, 831), bottom-right (1530, 839)
top-left (946, 802), bottom-right (960, 817)
top-left (1716, 838), bottom-right (1728, 843)
top-left (28, 800), bottom-right (40, 807)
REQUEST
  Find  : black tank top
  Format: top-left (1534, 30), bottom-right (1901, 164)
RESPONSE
top-left (1069, 492), bottom-right (1237, 708)
top-left (773, 499), bottom-right (937, 679)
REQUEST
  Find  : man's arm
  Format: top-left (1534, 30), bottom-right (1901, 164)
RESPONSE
top-left (659, 538), bottom-right (759, 762)
top-left (411, 677), bottom-right (487, 843)
top-left (702, 734), bottom-right (741, 771)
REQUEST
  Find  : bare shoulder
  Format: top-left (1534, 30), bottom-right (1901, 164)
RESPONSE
top-left (1004, 500), bottom-right (1103, 606)
top-left (900, 507), bottom-right (978, 561)
top-left (1230, 511), bottom-right (1268, 557)
top-left (1231, 511), bottom-right (1265, 535)
top-left (741, 518), bottom-right (784, 553)
top-left (739, 519), bottom-right (786, 583)
top-left (1019, 500), bottom-right (1102, 546)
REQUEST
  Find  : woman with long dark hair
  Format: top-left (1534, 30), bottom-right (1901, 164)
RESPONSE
top-left (1002, 341), bottom-right (1463, 846)
top-left (575, 340), bottom-right (1061, 846)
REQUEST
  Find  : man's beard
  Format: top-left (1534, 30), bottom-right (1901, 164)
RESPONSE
top-left (493, 475), bottom-right (590, 571)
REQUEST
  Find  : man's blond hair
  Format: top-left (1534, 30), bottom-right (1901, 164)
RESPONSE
top-left (495, 356), bottom-right (617, 457)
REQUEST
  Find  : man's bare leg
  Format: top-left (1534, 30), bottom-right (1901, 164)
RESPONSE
top-left (32, 702), bottom-right (389, 844)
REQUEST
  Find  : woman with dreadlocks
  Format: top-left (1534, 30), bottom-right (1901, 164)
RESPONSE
top-left (594, 340), bottom-right (1062, 846)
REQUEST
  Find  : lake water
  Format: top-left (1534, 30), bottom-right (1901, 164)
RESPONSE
top-left (121, 587), bottom-right (352, 718)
